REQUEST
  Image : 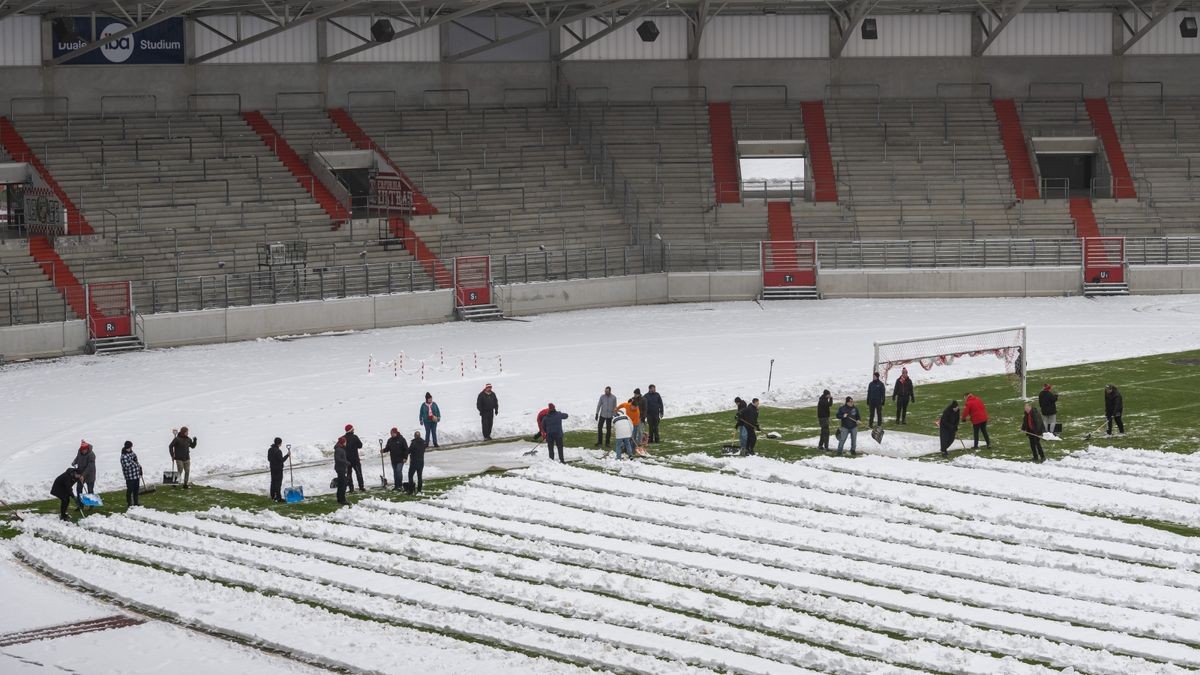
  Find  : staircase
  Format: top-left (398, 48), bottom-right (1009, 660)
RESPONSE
top-left (1084, 98), bottom-right (1137, 199)
top-left (1068, 198), bottom-right (1101, 238)
top-left (457, 304), bottom-right (505, 321)
top-left (766, 201), bottom-right (797, 264)
top-left (28, 235), bottom-right (91, 319)
top-left (327, 108), bottom-right (437, 215)
top-left (992, 100), bottom-right (1039, 200)
top-left (0, 117), bottom-right (93, 235)
top-left (708, 102), bottom-right (740, 204)
top-left (799, 102), bottom-right (838, 202)
top-left (242, 111), bottom-right (351, 228)
top-left (387, 216), bottom-right (453, 288)
top-left (90, 335), bottom-right (146, 354)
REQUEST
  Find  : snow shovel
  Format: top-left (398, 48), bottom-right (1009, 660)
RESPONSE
top-left (870, 426), bottom-right (884, 443)
top-left (284, 445), bottom-right (304, 504)
top-left (0, 497), bottom-right (23, 522)
top-left (138, 475), bottom-right (156, 495)
top-left (1082, 422), bottom-right (1108, 441)
top-left (377, 439), bottom-right (389, 489)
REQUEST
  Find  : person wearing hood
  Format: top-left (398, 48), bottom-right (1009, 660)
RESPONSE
top-left (72, 440), bottom-right (96, 504)
top-left (120, 441), bottom-right (143, 507)
top-left (383, 428), bottom-right (409, 491)
top-left (333, 436), bottom-right (349, 505)
top-left (1038, 384), bottom-right (1059, 435)
top-left (939, 401), bottom-right (961, 457)
top-left (476, 384), bottom-right (499, 440)
top-left (892, 368), bottom-right (915, 424)
top-left (1021, 402), bottom-right (1047, 463)
top-left (1104, 384), bottom-right (1124, 435)
top-left (612, 408), bottom-right (635, 460)
top-left (267, 438), bottom-right (290, 503)
top-left (343, 424), bottom-right (364, 493)
top-left (816, 390), bottom-right (834, 451)
top-left (50, 468), bottom-right (83, 521)
top-left (541, 403), bottom-right (570, 463)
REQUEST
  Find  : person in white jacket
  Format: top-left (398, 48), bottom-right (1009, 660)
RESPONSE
top-left (612, 410), bottom-right (635, 460)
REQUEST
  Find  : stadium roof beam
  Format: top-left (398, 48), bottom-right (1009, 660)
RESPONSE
top-left (1115, 0), bottom-right (1185, 55)
top-left (830, 0), bottom-right (881, 58)
top-left (322, 0), bottom-right (508, 62)
top-left (687, 0), bottom-right (727, 60)
top-left (47, 0), bottom-right (211, 64)
top-left (0, 0), bottom-right (45, 22)
top-left (973, 0), bottom-right (1031, 57)
top-left (557, 1), bottom-right (663, 59)
top-left (444, 0), bottom-right (646, 61)
top-left (190, 0), bottom-right (368, 63)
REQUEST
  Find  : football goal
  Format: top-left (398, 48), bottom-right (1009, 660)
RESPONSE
top-left (874, 325), bottom-right (1027, 399)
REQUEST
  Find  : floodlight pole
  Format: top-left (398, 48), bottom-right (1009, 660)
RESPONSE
top-left (1021, 324), bottom-right (1027, 400)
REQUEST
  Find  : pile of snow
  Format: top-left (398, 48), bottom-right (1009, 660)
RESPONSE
top-left (785, 429), bottom-right (944, 457)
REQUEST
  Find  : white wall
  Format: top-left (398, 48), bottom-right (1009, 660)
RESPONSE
top-left (842, 14), bottom-right (970, 57)
top-left (193, 15), bottom-right (317, 63)
top-left (324, 17), bottom-right (439, 62)
top-left (0, 16), bottom-right (41, 66)
top-left (1126, 12), bottom-right (1200, 55)
top-left (984, 12), bottom-right (1112, 56)
top-left (700, 15), bottom-right (828, 59)
top-left (562, 15), bottom-right (687, 60)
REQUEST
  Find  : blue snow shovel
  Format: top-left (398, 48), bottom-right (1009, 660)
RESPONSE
top-left (283, 445), bottom-right (304, 504)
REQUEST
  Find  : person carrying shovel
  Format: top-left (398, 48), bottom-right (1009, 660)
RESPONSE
top-left (1021, 402), bottom-right (1047, 463)
top-left (938, 401), bottom-right (960, 458)
top-left (267, 438), bottom-right (290, 502)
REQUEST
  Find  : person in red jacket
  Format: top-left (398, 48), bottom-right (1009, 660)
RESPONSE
top-left (533, 406), bottom-right (551, 441)
top-left (961, 393), bottom-right (992, 449)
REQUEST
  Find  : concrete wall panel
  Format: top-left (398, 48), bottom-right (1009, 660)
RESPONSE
top-left (842, 14), bottom-right (970, 58)
top-left (701, 15), bottom-right (828, 59)
top-left (0, 16), bottom-right (41, 66)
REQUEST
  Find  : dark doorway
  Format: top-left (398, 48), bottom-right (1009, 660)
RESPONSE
top-left (1036, 154), bottom-right (1093, 198)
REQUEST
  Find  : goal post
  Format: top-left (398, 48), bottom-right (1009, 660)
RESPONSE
top-left (873, 325), bottom-right (1027, 400)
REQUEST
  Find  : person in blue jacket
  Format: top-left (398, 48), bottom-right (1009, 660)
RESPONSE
top-left (866, 372), bottom-right (886, 428)
top-left (541, 403), bottom-right (570, 463)
top-left (419, 392), bottom-right (441, 447)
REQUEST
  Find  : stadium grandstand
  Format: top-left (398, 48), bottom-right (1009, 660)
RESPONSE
top-left (1, 0), bottom-right (1199, 357)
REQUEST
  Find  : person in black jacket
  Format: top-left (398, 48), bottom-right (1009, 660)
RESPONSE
top-left (1038, 384), bottom-right (1059, 436)
top-left (816, 390), bottom-right (834, 451)
top-left (644, 385), bottom-right (665, 443)
top-left (938, 401), bottom-right (960, 457)
top-left (835, 397), bottom-right (861, 455)
top-left (866, 373), bottom-right (886, 427)
top-left (343, 424), bottom-right (364, 492)
top-left (892, 368), bottom-right (915, 424)
top-left (383, 427), bottom-right (409, 491)
top-left (50, 468), bottom-right (83, 521)
top-left (476, 384), bottom-right (499, 440)
top-left (733, 397), bottom-right (748, 452)
top-left (267, 438), bottom-right (290, 502)
top-left (1104, 384), bottom-right (1124, 435)
top-left (740, 398), bottom-right (761, 456)
top-left (1021, 402), bottom-right (1046, 462)
top-left (333, 436), bottom-right (349, 505)
top-left (408, 431), bottom-right (427, 493)
top-left (169, 427), bottom-right (197, 488)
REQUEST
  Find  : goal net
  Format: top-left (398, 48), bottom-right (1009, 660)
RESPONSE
top-left (874, 326), bottom-right (1027, 399)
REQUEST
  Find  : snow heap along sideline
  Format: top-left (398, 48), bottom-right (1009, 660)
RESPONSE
top-left (14, 447), bottom-right (1200, 675)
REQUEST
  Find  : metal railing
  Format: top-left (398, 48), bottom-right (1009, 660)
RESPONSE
top-left (818, 238), bottom-right (1084, 269)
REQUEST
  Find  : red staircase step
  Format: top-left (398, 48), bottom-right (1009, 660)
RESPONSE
top-left (708, 102), bottom-right (740, 204)
top-left (388, 216), bottom-right (452, 288)
top-left (241, 111), bottom-right (351, 228)
top-left (1084, 98), bottom-right (1137, 200)
top-left (766, 202), bottom-right (799, 268)
top-left (800, 102), bottom-right (838, 203)
top-left (1069, 197), bottom-right (1102, 239)
top-left (992, 100), bottom-right (1039, 201)
top-left (0, 117), bottom-right (93, 236)
top-left (28, 235), bottom-right (96, 320)
top-left (327, 108), bottom-right (437, 216)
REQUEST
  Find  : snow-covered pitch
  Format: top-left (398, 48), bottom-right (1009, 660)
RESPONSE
top-left (13, 449), bottom-right (1200, 674)
top-left (4, 295), bottom-right (1200, 503)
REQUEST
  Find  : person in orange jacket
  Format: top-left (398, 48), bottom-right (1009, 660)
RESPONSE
top-left (961, 392), bottom-right (992, 449)
top-left (618, 398), bottom-right (642, 445)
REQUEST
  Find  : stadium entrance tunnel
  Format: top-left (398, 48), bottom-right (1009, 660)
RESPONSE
top-left (1032, 137), bottom-right (1103, 199)
top-left (737, 140), bottom-right (807, 200)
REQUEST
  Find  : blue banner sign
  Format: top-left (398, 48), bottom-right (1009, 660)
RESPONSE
top-left (53, 17), bottom-right (185, 64)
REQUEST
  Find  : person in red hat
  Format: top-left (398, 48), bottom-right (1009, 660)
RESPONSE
top-left (342, 424), bottom-right (365, 492)
top-left (382, 427), bottom-right (409, 490)
top-left (71, 440), bottom-right (96, 506)
top-left (476, 384), bottom-right (499, 440)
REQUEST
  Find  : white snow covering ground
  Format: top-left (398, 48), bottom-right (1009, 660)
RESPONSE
top-left (786, 429), bottom-right (944, 457)
top-left (3, 295), bottom-right (1200, 502)
top-left (5, 295), bottom-right (1200, 672)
